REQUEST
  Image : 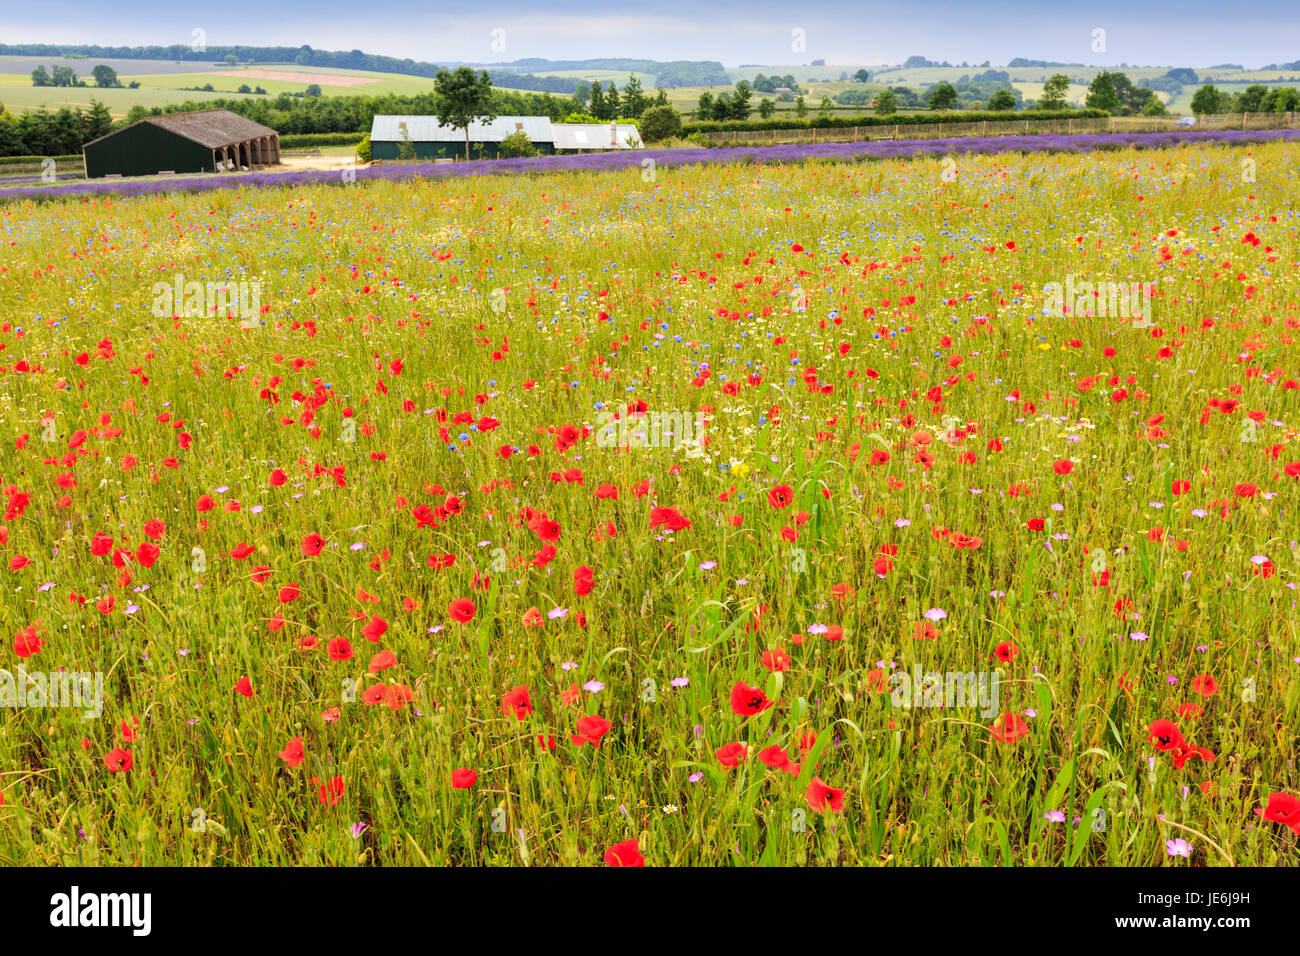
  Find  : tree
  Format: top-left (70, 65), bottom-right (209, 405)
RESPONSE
top-left (51, 65), bottom-right (80, 87)
top-left (927, 82), bottom-right (958, 110)
top-left (794, 95), bottom-right (807, 118)
top-left (31, 66), bottom-right (51, 87)
top-left (304, 84), bottom-right (322, 97)
top-left (873, 89), bottom-right (897, 115)
top-left (758, 97), bottom-right (775, 118)
top-left (1232, 84), bottom-right (1268, 113)
top-left (497, 129), bottom-right (537, 158)
top-left (573, 81), bottom-right (591, 106)
top-left (590, 82), bottom-right (606, 119)
top-left (91, 64), bottom-right (119, 88)
top-left (1141, 96), bottom-right (1168, 116)
top-left (1190, 84), bottom-right (1224, 115)
top-left (397, 125), bottom-right (416, 160)
top-left (854, 69), bottom-right (871, 83)
top-left (1085, 72), bottom-right (1121, 114)
top-left (355, 133), bottom-right (372, 162)
top-left (433, 66), bottom-right (496, 161)
top-left (1040, 73), bottom-right (1070, 110)
top-left (817, 95), bottom-right (833, 116)
top-left (604, 83), bottom-right (621, 120)
top-left (639, 104), bottom-right (681, 142)
top-left (621, 75), bottom-right (648, 118)
top-left (653, 88), bottom-right (669, 107)
top-left (987, 89), bottom-right (1016, 111)
top-left (730, 81), bottom-right (752, 120)
top-left (695, 90), bottom-right (713, 119)
top-left (225, 54), bottom-right (238, 66)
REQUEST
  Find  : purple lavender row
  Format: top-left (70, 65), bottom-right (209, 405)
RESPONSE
top-left (5, 128), bottom-right (1299, 202)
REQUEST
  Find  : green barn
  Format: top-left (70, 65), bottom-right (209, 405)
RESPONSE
top-left (369, 115), bottom-right (556, 161)
top-left (82, 109), bottom-right (281, 179)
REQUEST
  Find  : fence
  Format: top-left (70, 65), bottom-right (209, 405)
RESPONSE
top-left (697, 113), bottom-right (1300, 147)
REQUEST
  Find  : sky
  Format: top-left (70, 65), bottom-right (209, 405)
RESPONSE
top-left (4, 0), bottom-right (1300, 68)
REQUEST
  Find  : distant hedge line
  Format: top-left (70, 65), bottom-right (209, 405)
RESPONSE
top-left (279, 132), bottom-right (369, 149)
top-left (680, 109), bottom-right (1110, 136)
top-left (0, 154), bottom-right (81, 167)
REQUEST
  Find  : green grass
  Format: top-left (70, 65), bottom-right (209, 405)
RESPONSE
top-left (0, 140), bottom-right (1298, 866)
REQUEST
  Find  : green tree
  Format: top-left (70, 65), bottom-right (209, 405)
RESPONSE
top-left (1085, 72), bottom-right (1122, 114)
top-left (91, 64), bottom-right (119, 88)
top-left (987, 89), bottom-right (1016, 111)
top-left (873, 89), bottom-right (897, 115)
top-left (31, 65), bottom-right (51, 87)
top-left (927, 81), bottom-right (958, 110)
top-left (730, 81), bottom-right (752, 120)
top-left (433, 66), bottom-right (496, 161)
top-left (817, 95), bottom-right (833, 116)
top-left (604, 83), bottom-right (621, 120)
top-left (355, 132), bottom-right (372, 162)
top-left (304, 84), bottom-right (322, 97)
top-left (758, 97), bottom-right (775, 118)
top-left (225, 54), bottom-right (238, 66)
top-left (51, 65), bottom-right (79, 87)
top-left (639, 104), bottom-right (681, 142)
top-left (1190, 84), bottom-right (1223, 115)
top-left (497, 129), bottom-right (537, 158)
top-left (1232, 84), bottom-right (1268, 113)
top-left (397, 124), bottom-right (416, 160)
top-left (653, 88), bottom-right (669, 107)
top-left (854, 68), bottom-right (871, 83)
top-left (794, 95), bottom-right (807, 117)
top-left (1141, 96), bottom-right (1168, 116)
top-left (1039, 73), bottom-right (1070, 109)
top-left (620, 75), bottom-right (648, 118)
top-left (590, 82), bottom-right (606, 119)
top-left (696, 90), bottom-right (713, 118)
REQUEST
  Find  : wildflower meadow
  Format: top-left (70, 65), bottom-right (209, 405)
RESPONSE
top-left (2, 138), bottom-right (1298, 868)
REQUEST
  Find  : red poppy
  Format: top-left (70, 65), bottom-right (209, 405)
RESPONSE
top-left (279, 737), bottom-right (306, 768)
top-left (449, 598), bottom-right (476, 623)
top-left (1255, 792), bottom-right (1300, 834)
top-left (604, 839), bottom-right (645, 866)
top-left (451, 767), bottom-right (478, 789)
top-left (301, 533), bottom-right (326, 556)
top-left (570, 714), bottom-right (613, 748)
top-left (729, 681), bottom-right (775, 716)
top-left (806, 777), bottom-right (845, 813)
top-left (990, 712), bottom-right (1030, 743)
top-left (104, 748), bottom-right (133, 773)
top-left (715, 742), bottom-right (748, 767)
top-left (502, 685), bottom-right (533, 721)
top-left (1190, 674), bottom-right (1217, 697)
top-left (767, 484), bottom-right (794, 509)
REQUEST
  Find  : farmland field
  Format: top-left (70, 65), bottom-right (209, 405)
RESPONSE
top-left (1, 138), bottom-right (1299, 868)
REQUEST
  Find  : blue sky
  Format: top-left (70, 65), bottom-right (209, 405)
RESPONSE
top-left (6, 1), bottom-right (1300, 67)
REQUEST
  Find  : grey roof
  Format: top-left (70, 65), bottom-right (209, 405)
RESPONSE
top-left (370, 115), bottom-right (555, 143)
top-left (84, 109), bottom-right (278, 150)
top-left (552, 123), bottom-right (642, 150)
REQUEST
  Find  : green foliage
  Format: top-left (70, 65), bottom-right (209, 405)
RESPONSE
top-left (1039, 74), bottom-right (1071, 110)
top-left (927, 82), bottom-right (958, 110)
top-left (433, 66), bottom-right (497, 161)
top-left (354, 132), bottom-right (371, 162)
top-left (639, 104), bottom-right (681, 142)
top-left (497, 129), bottom-right (538, 158)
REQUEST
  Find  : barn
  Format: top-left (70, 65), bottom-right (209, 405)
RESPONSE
top-left (551, 122), bottom-right (641, 153)
top-left (82, 109), bottom-right (281, 179)
top-left (369, 116), bottom-right (556, 161)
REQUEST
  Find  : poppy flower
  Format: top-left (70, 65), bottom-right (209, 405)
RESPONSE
top-left (235, 676), bottom-right (253, 697)
top-left (604, 839), bottom-right (645, 866)
top-left (715, 742), bottom-right (748, 767)
top-left (570, 714), bottom-right (613, 748)
top-left (1052, 459), bottom-right (1074, 475)
top-left (327, 638), bottom-right (354, 662)
top-left (301, 533), bottom-right (326, 556)
top-left (502, 685), bottom-right (533, 721)
top-left (768, 484), bottom-right (794, 509)
top-left (104, 748), bottom-right (133, 773)
top-left (451, 767), bottom-right (478, 789)
top-left (1190, 674), bottom-right (1217, 697)
top-left (806, 777), bottom-right (845, 813)
top-left (449, 598), bottom-right (476, 623)
top-left (989, 712), bottom-right (1030, 743)
top-left (729, 681), bottom-right (775, 716)
top-left (1255, 792), bottom-right (1300, 834)
top-left (1147, 719), bottom-right (1184, 751)
top-left (279, 737), bottom-right (306, 768)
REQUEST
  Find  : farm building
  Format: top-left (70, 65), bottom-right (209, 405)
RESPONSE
top-left (551, 123), bottom-right (641, 152)
top-left (369, 116), bottom-right (643, 160)
top-left (82, 109), bottom-right (280, 179)
top-left (370, 116), bottom-right (555, 161)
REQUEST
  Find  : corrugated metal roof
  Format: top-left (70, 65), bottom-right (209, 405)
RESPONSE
top-left (84, 109), bottom-right (277, 150)
top-left (552, 123), bottom-right (642, 150)
top-left (370, 115), bottom-right (555, 143)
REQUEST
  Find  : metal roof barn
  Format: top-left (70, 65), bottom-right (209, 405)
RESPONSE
top-left (82, 109), bottom-right (281, 179)
top-left (369, 115), bottom-right (557, 160)
top-left (551, 123), bottom-right (643, 152)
